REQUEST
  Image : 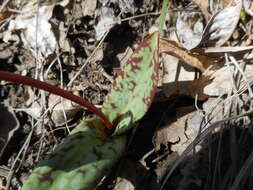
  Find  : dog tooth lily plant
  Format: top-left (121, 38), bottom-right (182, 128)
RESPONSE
top-left (0, 1), bottom-right (169, 189)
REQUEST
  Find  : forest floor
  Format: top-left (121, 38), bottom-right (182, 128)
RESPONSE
top-left (1, 0), bottom-right (253, 189)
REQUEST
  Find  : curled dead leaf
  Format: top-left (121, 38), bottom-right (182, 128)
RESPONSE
top-left (159, 38), bottom-right (215, 72)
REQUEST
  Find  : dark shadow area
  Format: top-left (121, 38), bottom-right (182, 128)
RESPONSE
top-left (101, 23), bottom-right (137, 72)
top-left (130, 95), bottom-right (196, 161)
top-left (164, 124), bottom-right (253, 190)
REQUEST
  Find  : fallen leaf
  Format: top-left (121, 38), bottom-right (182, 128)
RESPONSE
top-left (160, 38), bottom-right (215, 71)
top-left (113, 160), bottom-right (148, 190)
top-left (176, 11), bottom-right (204, 49)
top-left (153, 106), bottom-right (198, 155)
top-left (196, 0), bottom-right (242, 47)
top-left (24, 91), bottom-right (82, 127)
top-left (160, 32), bottom-right (203, 98)
top-left (58, 22), bottom-right (73, 53)
top-left (188, 75), bottom-right (211, 100)
top-left (0, 2), bottom-right (16, 22)
top-left (204, 64), bottom-right (253, 96)
top-left (3, 0), bottom-right (72, 57)
top-left (220, 0), bottom-right (237, 7)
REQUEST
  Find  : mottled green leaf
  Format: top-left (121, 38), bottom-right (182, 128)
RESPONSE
top-left (102, 32), bottom-right (159, 135)
top-left (21, 118), bottom-right (127, 190)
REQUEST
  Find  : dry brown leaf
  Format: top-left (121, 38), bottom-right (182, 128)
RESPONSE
top-left (49, 95), bottom-right (82, 126)
top-left (153, 106), bottom-right (198, 155)
top-left (188, 63), bottom-right (253, 101)
top-left (160, 32), bottom-right (197, 98)
top-left (160, 38), bottom-right (214, 72)
top-left (221, 0), bottom-right (239, 7)
top-left (0, 2), bottom-right (16, 22)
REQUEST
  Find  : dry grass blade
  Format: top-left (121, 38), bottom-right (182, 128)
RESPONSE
top-left (160, 108), bottom-right (253, 190)
top-left (228, 56), bottom-right (253, 97)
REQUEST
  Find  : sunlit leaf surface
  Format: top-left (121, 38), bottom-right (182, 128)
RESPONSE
top-left (21, 118), bottom-right (127, 190)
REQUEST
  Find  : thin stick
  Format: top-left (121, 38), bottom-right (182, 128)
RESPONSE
top-left (67, 30), bottom-right (109, 87)
top-left (0, 71), bottom-right (113, 129)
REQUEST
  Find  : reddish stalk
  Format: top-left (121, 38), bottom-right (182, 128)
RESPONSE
top-left (0, 71), bottom-right (113, 130)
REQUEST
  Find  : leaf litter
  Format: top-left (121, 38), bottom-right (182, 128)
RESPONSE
top-left (1, 0), bottom-right (253, 189)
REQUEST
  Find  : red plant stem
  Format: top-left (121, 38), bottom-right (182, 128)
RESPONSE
top-left (0, 71), bottom-right (113, 130)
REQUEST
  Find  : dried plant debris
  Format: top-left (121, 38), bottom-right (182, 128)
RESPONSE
top-left (95, 7), bottom-right (118, 40)
top-left (24, 90), bottom-right (81, 127)
top-left (162, 54), bottom-right (197, 98)
top-left (98, 0), bottom-right (137, 14)
top-left (153, 106), bottom-right (199, 155)
top-left (243, 0), bottom-right (253, 16)
top-left (176, 11), bottom-right (204, 50)
top-left (94, 0), bottom-right (137, 40)
top-left (178, 0), bottom-right (242, 49)
top-left (191, 0), bottom-right (211, 21)
top-left (175, 125), bottom-right (253, 190)
top-left (82, 0), bottom-right (97, 17)
top-left (197, 0), bottom-right (242, 47)
top-left (113, 159), bottom-right (149, 190)
top-left (160, 38), bottom-right (215, 71)
top-left (3, 0), bottom-right (73, 57)
top-left (204, 63), bottom-right (253, 96)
